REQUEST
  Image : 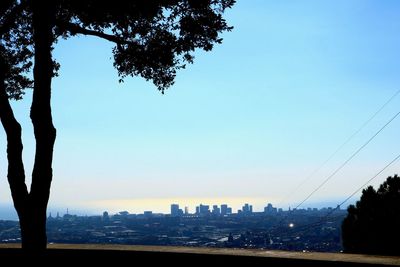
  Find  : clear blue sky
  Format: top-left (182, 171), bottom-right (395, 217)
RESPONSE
top-left (1, 0), bottom-right (400, 218)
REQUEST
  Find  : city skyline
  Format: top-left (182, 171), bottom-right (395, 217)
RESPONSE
top-left (46, 201), bottom-right (339, 218)
top-left (1, 1), bottom-right (400, 219)
top-left (1, 198), bottom-right (346, 220)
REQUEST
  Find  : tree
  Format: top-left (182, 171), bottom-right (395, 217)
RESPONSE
top-left (0, 0), bottom-right (235, 251)
top-left (342, 174), bottom-right (400, 255)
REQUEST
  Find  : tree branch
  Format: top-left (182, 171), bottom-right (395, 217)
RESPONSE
top-left (59, 22), bottom-right (133, 45)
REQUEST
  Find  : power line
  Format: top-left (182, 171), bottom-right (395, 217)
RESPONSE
top-left (337, 152), bottom-right (400, 208)
top-left (268, 91), bottom-right (400, 235)
top-left (294, 109), bottom-right (400, 210)
top-left (277, 89), bottom-right (400, 206)
top-left (273, 152), bottom-right (400, 236)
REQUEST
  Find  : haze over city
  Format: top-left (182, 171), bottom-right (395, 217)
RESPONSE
top-left (1, 0), bottom-right (400, 219)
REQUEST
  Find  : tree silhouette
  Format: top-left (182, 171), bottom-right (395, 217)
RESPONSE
top-left (342, 174), bottom-right (400, 255)
top-left (0, 0), bottom-right (235, 251)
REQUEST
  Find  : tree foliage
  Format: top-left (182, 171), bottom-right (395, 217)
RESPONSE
top-left (2, 0), bottom-right (235, 96)
top-left (59, 0), bottom-right (234, 92)
top-left (342, 175), bottom-right (400, 255)
top-left (0, 0), bottom-right (33, 99)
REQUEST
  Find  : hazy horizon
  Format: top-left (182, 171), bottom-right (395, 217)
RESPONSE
top-left (1, 1), bottom-right (400, 220)
top-left (0, 198), bottom-right (352, 221)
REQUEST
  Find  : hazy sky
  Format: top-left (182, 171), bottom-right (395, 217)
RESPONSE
top-left (1, 0), bottom-right (400, 218)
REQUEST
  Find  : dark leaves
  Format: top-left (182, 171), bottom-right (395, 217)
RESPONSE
top-left (0, 0), bottom-right (33, 100)
top-left (59, 0), bottom-right (235, 92)
top-left (2, 0), bottom-right (235, 97)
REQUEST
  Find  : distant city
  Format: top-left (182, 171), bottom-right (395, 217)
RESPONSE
top-left (169, 202), bottom-right (329, 217)
top-left (0, 202), bottom-right (347, 252)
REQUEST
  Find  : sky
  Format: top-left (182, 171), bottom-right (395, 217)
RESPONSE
top-left (1, 0), bottom-right (400, 219)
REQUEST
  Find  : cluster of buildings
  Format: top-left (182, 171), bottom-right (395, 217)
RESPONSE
top-left (169, 203), bottom-right (339, 218)
top-left (170, 203), bottom-right (282, 217)
top-left (170, 203), bottom-right (234, 217)
top-left (47, 203), bottom-right (340, 221)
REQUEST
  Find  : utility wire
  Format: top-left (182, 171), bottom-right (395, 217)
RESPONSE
top-left (277, 89), bottom-right (400, 206)
top-left (273, 152), bottom-right (400, 236)
top-left (268, 91), bottom-right (400, 236)
top-left (337, 152), bottom-right (400, 208)
top-left (294, 109), bottom-right (400, 210)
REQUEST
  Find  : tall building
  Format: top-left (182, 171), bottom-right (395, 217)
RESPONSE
top-left (212, 205), bottom-right (220, 215)
top-left (218, 205), bottom-right (232, 215)
top-left (242, 203), bottom-right (253, 215)
top-left (221, 204), bottom-right (228, 215)
top-left (184, 206), bottom-right (189, 215)
top-left (242, 203), bottom-right (249, 213)
top-left (264, 203), bottom-right (277, 214)
top-left (171, 204), bottom-right (180, 217)
top-left (102, 211), bottom-right (109, 221)
top-left (196, 204), bottom-right (210, 215)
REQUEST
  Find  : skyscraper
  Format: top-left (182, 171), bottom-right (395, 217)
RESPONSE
top-left (212, 205), bottom-right (220, 215)
top-left (171, 204), bottom-right (180, 217)
top-left (264, 203), bottom-right (277, 214)
top-left (242, 203), bottom-right (253, 214)
top-left (199, 204), bottom-right (210, 215)
top-left (221, 204), bottom-right (228, 215)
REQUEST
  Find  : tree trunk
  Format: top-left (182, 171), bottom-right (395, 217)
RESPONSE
top-left (0, 58), bottom-right (49, 252)
top-left (0, 56), bottom-right (30, 247)
top-left (22, 2), bottom-right (56, 251)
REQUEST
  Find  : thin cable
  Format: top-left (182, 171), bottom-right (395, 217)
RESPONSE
top-left (277, 89), bottom-right (400, 206)
top-left (295, 109), bottom-right (400, 209)
top-left (274, 153), bottom-right (400, 236)
top-left (338, 152), bottom-right (400, 208)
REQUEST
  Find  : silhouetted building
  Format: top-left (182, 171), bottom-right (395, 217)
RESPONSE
top-left (103, 211), bottom-right (109, 221)
top-left (264, 203), bottom-right (277, 214)
top-left (119, 211), bottom-right (129, 216)
top-left (184, 206), bottom-right (189, 215)
top-left (221, 204), bottom-right (228, 215)
top-left (212, 205), bottom-right (220, 215)
top-left (242, 203), bottom-right (253, 215)
top-left (171, 204), bottom-right (183, 217)
top-left (200, 204), bottom-right (209, 215)
top-left (143, 211), bottom-right (153, 218)
top-left (196, 204), bottom-right (210, 215)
